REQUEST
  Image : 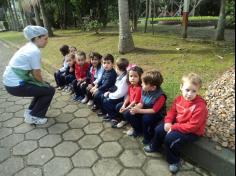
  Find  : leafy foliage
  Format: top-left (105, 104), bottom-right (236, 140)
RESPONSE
top-left (226, 0), bottom-right (235, 27)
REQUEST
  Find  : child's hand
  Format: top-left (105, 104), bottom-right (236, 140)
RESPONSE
top-left (164, 123), bottom-right (172, 132)
top-left (92, 88), bottom-right (98, 96)
top-left (104, 92), bottom-right (109, 97)
top-left (90, 87), bottom-right (95, 93)
top-left (119, 105), bottom-right (126, 113)
top-left (69, 67), bottom-right (74, 72)
top-left (87, 84), bottom-right (93, 90)
top-left (130, 106), bottom-right (140, 114)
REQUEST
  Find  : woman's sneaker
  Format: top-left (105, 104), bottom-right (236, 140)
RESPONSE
top-left (116, 121), bottom-right (128, 128)
top-left (24, 113), bottom-right (47, 125)
top-left (24, 109), bottom-right (32, 118)
top-left (169, 162), bottom-right (181, 174)
top-left (87, 100), bottom-right (94, 106)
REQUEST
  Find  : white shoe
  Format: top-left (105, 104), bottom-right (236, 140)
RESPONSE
top-left (87, 100), bottom-right (94, 106)
top-left (117, 121), bottom-right (128, 128)
top-left (126, 128), bottom-right (134, 136)
top-left (24, 109), bottom-right (32, 118)
top-left (81, 96), bottom-right (88, 104)
top-left (24, 113), bottom-right (47, 125)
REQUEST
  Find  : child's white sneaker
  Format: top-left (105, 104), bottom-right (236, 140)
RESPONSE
top-left (81, 96), bottom-right (88, 104)
top-left (116, 121), bottom-right (128, 128)
top-left (87, 100), bottom-right (94, 106)
top-left (24, 113), bottom-right (47, 125)
top-left (126, 128), bottom-right (134, 136)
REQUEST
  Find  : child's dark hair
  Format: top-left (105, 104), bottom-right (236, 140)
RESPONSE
top-left (116, 58), bottom-right (129, 72)
top-left (103, 54), bottom-right (114, 63)
top-left (127, 66), bottom-right (143, 85)
top-left (60, 45), bottom-right (70, 56)
top-left (142, 70), bottom-right (163, 88)
top-left (77, 51), bottom-right (86, 60)
top-left (89, 52), bottom-right (103, 60)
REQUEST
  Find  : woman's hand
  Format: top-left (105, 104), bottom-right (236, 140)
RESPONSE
top-left (32, 69), bottom-right (43, 82)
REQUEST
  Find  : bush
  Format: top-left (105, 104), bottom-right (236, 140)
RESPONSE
top-left (226, 0), bottom-right (235, 28)
top-left (85, 20), bottom-right (102, 34)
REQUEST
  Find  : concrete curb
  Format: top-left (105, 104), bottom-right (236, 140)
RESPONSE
top-left (182, 137), bottom-right (235, 176)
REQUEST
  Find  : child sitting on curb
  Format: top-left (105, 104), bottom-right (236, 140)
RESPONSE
top-left (54, 44), bottom-right (70, 89)
top-left (72, 51), bottom-right (90, 101)
top-left (124, 70), bottom-right (167, 146)
top-left (114, 65), bottom-right (143, 128)
top-left (90, 54), bottom-right (117, 111)
top-left (144, 73), bottom-right (208, 174)
top-left (100, 58), bottom-right (129, 123)
top-left (80, 52), bottom-right (104, 105)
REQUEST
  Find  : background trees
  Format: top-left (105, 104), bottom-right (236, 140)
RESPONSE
top-left (0, 0), bottom-right (234, 42)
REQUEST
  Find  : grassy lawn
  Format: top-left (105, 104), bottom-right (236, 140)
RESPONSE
top-left (0, 27), bottom-right (234, 107)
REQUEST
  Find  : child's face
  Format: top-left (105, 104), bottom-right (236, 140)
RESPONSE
top-left (181, 81), bottom-right (199, 101)
top-left (129, 70), bottom-right (140, 85)
top-left (103, 60), bottom-right (113, 71)
top-left (66, 57), bottom-right (74, 67)
top-left (91, 57), bottom-right (100, 67)
top-left (115, 66), bottom-right (123, 76)
top-left (69, 47), bottom-right (77, 54)
top-left (142, 82), bottom-right (156, 92)
top-left (76, 56), bottom-right (86, 66)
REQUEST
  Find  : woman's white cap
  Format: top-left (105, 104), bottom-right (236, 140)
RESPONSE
top-left (23, 25), bottom-right (48, 40)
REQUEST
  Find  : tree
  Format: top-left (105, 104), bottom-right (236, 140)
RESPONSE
top-left (33, 3), bottom-right (42, 26)
top-left (144, 0), bottom-right (150, 33)
top-left (6, 0), bottom-right (18, 31)
top-left (38, 0), bottom-right (53, 36)
top-left (215, 0), bottom-right (226, 40)
top-left (118, 0), bottom-right (135, 54)
top-left (12, 0), bottom-right (21, 31)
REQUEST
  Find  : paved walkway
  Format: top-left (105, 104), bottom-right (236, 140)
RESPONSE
top-left (0, 41), bottom-right (211, 176)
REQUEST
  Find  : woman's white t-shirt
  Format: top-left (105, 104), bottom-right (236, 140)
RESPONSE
top-left (3, 42), bottom-right (41, 87)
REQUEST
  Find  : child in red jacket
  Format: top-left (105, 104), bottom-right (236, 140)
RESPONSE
top-left (144, 73), bottom-right (208, 174)
top-left (72, 51), bottom-right (90, 101)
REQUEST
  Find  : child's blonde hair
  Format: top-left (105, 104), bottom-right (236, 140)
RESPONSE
top-left (181, 73), bottom-right (202, 88)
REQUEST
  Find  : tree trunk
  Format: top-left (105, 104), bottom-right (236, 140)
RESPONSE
top-left (62, 0), bottom-right (68, 29)
top-left (56, 1), bottom-right (63, 29)
top-left (132, 0), bottom-right (138, 32)
top-left (182, 0), bottom-right (190, 38)
top-left (144, 0), bottom-right (150, 33)
top-left (118, 0), bottom-right (135, 54)
top-left (7, 0), bottom-right (17, 31)
top-left (33, 4), bottom-right (42, 26)
top-left (12, 0), bottom-right (21, 31)
top-left (18, 1), bottom-right (28, 27)
top-left (215, 0), bottom-right (226, 41)
top-left (38, 0), bottom-right (53, 37)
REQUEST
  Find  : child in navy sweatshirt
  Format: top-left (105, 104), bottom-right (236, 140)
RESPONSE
top-left (90, 54), bottom-right (117, 111)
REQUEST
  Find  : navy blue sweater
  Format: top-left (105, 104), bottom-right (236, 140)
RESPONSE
top-left (97, 68), bottom-right (117, 92)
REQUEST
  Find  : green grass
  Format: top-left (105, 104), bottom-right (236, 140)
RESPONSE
top-left (0, 27), bottom-right (234, 107)
top-left (139, 16), bottom-right (231, 22)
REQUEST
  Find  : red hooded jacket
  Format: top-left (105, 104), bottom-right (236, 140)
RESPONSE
top-left (164, 95), bottom-right (208, 136)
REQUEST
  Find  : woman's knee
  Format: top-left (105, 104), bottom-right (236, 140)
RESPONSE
top-left (48, 86), bottom-right (55, 96)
